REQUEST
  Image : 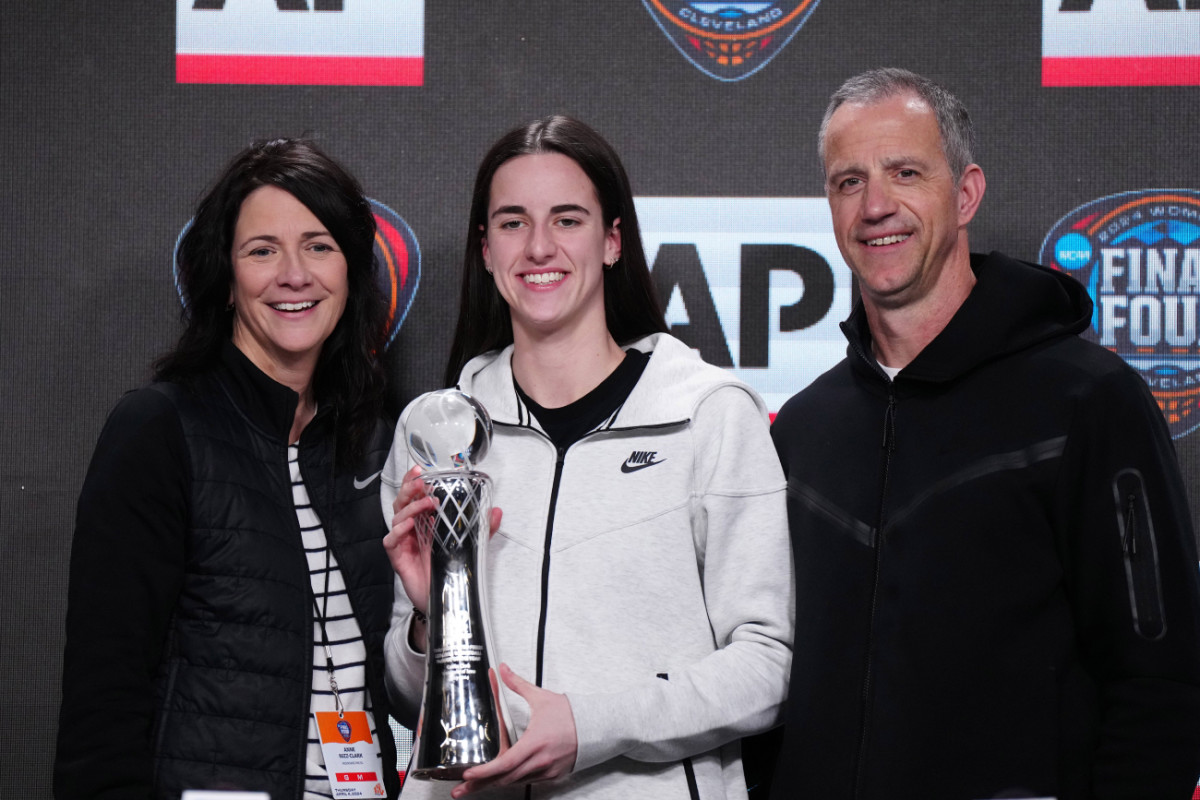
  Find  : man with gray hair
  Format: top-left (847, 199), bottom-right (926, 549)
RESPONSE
top-left (770, 68), bottom-right (1200, 799)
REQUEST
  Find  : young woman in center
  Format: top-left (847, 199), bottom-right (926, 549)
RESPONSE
top-left (381, 115), bottom-right (793, 800)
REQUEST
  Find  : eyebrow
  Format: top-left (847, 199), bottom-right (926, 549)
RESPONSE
top-left (490, 203), bottom-right (591, 218)
top-left (237, 231), bottom-right (331, 247)
top-left (826, 155), bottom-right (931, 181)
top-left (880, 155), bottom-right (929, 171)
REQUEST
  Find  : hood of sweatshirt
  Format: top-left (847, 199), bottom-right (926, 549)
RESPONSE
top-left (841, 250), bottom-right (1094, 385)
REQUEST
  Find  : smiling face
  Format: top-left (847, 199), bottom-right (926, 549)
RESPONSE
top-left (481, 152), bottom-right (621, 343)
top-left (823, 92), bottom-right (983, 312)
top-left (229, 185), bottom-right (348, 384)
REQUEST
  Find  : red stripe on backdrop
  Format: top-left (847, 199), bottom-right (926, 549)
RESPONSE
top-left (1043, 56), bottom-right (1200, 87)
top-left (176, 55), bottom-right (423, 86)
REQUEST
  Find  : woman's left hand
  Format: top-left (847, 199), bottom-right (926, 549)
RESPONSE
top-left (451, 663), bottom-right (578, 798)
top-left (383, 466), bottom-right (437, 610)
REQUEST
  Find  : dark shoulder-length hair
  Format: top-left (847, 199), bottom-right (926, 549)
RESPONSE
top-left (155, 137), bottom-right (387, 466)
top-left (442, 115), bottom-right (667, 387)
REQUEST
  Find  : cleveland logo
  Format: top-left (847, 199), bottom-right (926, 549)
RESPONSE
top-left (641, 1), bottom-right (822, 81)
top-left (622, 450), bottom-right (665, 473)
top-left (171, 197), bottom-right (420, 351)
top-left (1040, 190), bottom-right (1200, 438)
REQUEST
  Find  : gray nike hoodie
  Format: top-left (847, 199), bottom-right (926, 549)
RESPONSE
top-left (381, 333), bottom-right (794, 800)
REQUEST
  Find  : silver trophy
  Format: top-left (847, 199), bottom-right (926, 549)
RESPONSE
top-left (404, 389), bottom-right (510, 780)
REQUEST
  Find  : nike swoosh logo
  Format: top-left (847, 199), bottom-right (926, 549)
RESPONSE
top-left (621, 459), bottom-right (665, 474)
top-left (353, 470), bottom-right (383, 490)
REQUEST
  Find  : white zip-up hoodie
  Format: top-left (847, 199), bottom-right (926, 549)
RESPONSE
top-left (381, 333), bottom-right (794, 800)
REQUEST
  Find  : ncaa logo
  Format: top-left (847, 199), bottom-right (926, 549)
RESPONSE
top-left (641, 1), bottom-right (822, 82)
top-left (1040, 190), bottom-right (1200, 438)
top-left (172, 198), bottom-right (420, 351)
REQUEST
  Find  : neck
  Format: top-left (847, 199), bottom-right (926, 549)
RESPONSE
top-left (511, 323), bottom-right (625, 409)
top-left (289, 391), bottom-right (317, 444)
top-left (231, 333), bottom-right (319, 442)
top-left (864, 249), bottom-right (976, 370)
top-left (273, 368), bottom-right (317, 444)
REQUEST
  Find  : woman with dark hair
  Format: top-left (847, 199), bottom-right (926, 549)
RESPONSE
top-left (55, 138), bottom-right (401, 800)
top-left (381, 116), bottom-right (793, 800)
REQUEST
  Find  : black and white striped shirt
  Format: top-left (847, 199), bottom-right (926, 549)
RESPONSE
top-left (290, 444), bottom-right (383, 799)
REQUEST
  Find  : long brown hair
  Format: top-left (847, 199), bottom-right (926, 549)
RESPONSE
top-left (443, 115), bottom-right (667, 387)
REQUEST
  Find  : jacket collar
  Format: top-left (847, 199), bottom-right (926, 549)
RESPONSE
top-left (457, 332), bottom-right (754, 428)
top-left (842, 251), bottom-right (1093, 385)
top-left (213, 340), bottom-right (305, 443)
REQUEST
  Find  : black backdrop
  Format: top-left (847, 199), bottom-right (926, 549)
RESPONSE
top-left (6, 1), bottom-right (1200, 795)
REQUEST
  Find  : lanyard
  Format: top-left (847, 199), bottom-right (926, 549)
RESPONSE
top-left (311, 545), bottom-right (345, 718)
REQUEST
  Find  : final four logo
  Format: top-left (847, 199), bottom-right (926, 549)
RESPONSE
top-left (369, 199), bottom-right (421, 349)
top-left (1040, 190), bottom-right (1200, 438)
top-left (641, 1), bottom-right (821, 81)
top-left (172, 198), bottom-right (420, 350)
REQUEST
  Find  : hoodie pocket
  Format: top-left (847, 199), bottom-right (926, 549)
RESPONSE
top-left (656, 673), bottom-right (701, 800)
top-left (1113, 468), bottom-right (1166, 641)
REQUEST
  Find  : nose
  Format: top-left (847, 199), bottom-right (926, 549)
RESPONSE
top-left (525, 221), bottom-right (555, 263)
top-left (276, 247), bottom-right (313, 288)
top-left (860, 177), bottom-right (898, 224)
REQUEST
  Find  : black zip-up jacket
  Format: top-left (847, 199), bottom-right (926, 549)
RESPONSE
top-left (770, 252), bottom-right (1200, 800)
top-left (55, 343), bottom-right (400, 800)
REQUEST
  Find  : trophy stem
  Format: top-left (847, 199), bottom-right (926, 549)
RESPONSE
top-left (411, 471), bottom-right (505, 780)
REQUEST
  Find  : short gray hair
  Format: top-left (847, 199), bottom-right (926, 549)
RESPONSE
top-left (817, 68), bottom-right (976, 185)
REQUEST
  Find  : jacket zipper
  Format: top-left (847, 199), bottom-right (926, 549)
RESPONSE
top-left (854, 376), bottom-right (892, 800)
top-left (534, 445), bottom-right (568, 687)
top-left (1116, 470), bottom-right (1166, 641)
top-left (657, 673), bottom-right (702, 800)
top-left (524, 444), bottom-right (567, 800)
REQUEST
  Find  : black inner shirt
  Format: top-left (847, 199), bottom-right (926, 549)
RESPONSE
top-left (515, 348), bottom-right (650, 450)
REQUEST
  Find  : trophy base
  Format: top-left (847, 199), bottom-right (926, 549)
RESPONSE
top-left (411, 763), bottom-right (483, 781)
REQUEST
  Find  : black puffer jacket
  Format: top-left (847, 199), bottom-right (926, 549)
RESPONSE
top-left (770, 252), bottom-right (1200, 800)
top-left (56, 343), bottom-right (400, 800)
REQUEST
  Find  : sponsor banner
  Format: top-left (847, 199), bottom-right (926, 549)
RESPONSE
top-left (1043, 0), bottom-right (1200, 86)
top-left (171, 198), bottom-right (420, 351)
top-left (1039, 189), bottom-right (1200, 438)
top-left (635, 197), bottom-right (851, 412)
top-left (176, 0), bottom-right (423, 86)
top-left (641, 1), bottom-right (821, 82)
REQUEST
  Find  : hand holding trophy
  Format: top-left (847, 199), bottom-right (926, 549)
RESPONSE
top-left (404, 389), bottom-right (511, 780)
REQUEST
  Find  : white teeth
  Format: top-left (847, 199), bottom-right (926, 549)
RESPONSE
top-left (272, 301), bottom-right (316, 311)
top-left (523, 272), bottom-right (565, 285)
top-left (867, 234), bottom-right (910, 246)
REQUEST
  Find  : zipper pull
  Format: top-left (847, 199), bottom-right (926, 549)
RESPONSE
top-left (881, 392), bottom-right (897, 453)
top-left (1123, 493), bottom-right (1138, 558)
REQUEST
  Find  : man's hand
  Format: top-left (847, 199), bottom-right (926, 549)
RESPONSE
top-left (452, 664), bottom-right (578, 798)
